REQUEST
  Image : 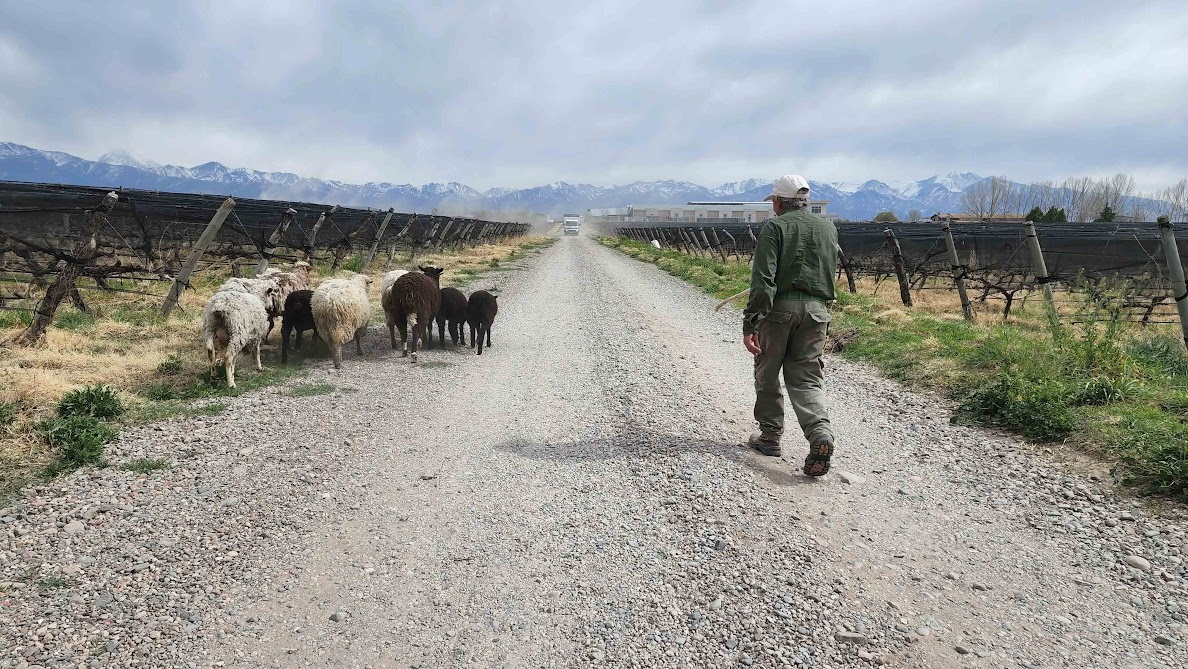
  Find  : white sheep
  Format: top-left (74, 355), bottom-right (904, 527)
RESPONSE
top-left (312, 273), bottom-right (374, 370)
top-left (221, 277), bottom-right (281, 308)
top-left (202, 285), bottom-right (276, 388)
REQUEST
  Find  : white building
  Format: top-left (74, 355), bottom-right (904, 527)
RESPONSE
top-left (589, 200), bottom-right (833, 224)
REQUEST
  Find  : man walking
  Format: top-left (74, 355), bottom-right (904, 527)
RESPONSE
top-left (743, 175), bottom-right (838, 476)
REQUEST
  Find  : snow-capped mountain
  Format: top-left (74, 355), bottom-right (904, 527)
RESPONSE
top-left (7, 141), bottom-right (1141, 220)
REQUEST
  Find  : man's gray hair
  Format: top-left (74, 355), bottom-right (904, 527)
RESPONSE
top-left (777, 196), bottom-right (809, 210)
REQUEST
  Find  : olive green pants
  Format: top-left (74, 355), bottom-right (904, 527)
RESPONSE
top-left (753, 299), bottom-right (834, 443)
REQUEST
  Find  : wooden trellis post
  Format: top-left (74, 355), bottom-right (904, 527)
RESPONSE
top-left (884, 228), bottom-right (913, 307)
top-left (940, 222), bottom-right (974, 321)
top-left (838, 247), bottom-right (857, 294)
top-left (304, 205), bottom-right (339, 260)
top-left (1157, 216), bottom-right (1188, 348)
top-left (256, 207), bottom-right (296, 275)
top-left (1023, 221), bottom-right (1058, 322)
top-left (433, 218), bottom-right (456, 250)
top-left (720, 229), bottom-right (740, 262)
top-left (161, 197), bottom-right (236, 318)
top-left (19, 191), bottom-right (119, 345)
top-left (708, 228), bottom-right (728, 263)
top-left (364, 208), bottom-right (395, 268)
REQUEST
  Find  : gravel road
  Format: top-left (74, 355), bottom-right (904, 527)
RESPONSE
top-left (2, 235), bottom-right (1186, 668)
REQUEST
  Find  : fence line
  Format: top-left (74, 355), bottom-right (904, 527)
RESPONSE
top-left (604, 218), bottom-right (1188, 340)
top-left (0, 181), bottom-right (529, 344)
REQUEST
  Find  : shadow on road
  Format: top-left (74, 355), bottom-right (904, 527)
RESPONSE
top-left (493, 427), bottom-right (827, 489)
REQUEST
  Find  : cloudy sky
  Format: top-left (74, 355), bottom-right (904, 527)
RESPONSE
top-left (1, 0), bottom-right (1186, 190)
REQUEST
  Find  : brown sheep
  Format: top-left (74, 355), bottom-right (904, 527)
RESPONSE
top-left (436, 287), bottom-right (468, 348)
top-left (466, 289), bottom-right (499, 355)
top-left (383, 265), bottom-right (444, 362)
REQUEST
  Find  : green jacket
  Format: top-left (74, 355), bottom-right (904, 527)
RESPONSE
top-left (743, 208), bottom-right (839, 335)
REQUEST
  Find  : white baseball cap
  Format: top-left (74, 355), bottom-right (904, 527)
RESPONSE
top-left (765, 174), bottom-right (810, 201)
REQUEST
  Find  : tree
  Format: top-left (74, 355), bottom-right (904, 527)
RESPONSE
top-left (1042, 206), bottom-right (1067, 222)
top-left (907, 209), bottom-right (922, 222)
top-left (1025, 206), bottom-right (1046, 222)
top-left (1158, 178), bottom-right (1188, 221)
top-left (961, 176), bottom-right (1014, 220)
top-left (1095, 205), bottom-right (1117, 222)
top-left (873, 210), bottom-right (899, 223)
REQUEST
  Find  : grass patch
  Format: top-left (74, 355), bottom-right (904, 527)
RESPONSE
top-left (287, 382), bottom-right (335, 397)
top-left (156, 354), bottom-right (183, 375)
top-left (55, 309), bottom-right (96, 331)
top-left (417, 361), bottom-right (452, 369)
top-left (0, 401), bottom-right (16, 428)
top-left (37, 416), bottom-right (115, 476)
top-left (38, 577), bottom-right (71, 590)
top-left (56, 385), bottom-right (123, 421)
top-left (603, 235), bottom-right (1188, 498)
top-left (123, 457), bottom-right (169, 474)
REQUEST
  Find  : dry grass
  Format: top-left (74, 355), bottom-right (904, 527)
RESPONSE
top-left (0, 236), bottom-right (552, 495)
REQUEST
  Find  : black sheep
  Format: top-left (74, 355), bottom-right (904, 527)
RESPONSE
top-left (466, 290), bottom-right (499, 355)
top-left (436, 287), bottom-right (468, 348)
top-left (280, 289), bottom-right (316, 363)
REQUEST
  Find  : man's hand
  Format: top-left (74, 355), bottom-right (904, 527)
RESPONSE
top-left (744, 333), bottom-right (761, 356)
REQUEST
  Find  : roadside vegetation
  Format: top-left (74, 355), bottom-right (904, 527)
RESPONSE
top-left (0, 236), bottom-right (553, 502)
top-left (602, 236), bottom-right (1188, 498)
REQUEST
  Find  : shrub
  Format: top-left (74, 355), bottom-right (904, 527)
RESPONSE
top-left (56, 385), bottom-right (123, 420)
top-left (957, 371), bottom-right (1075, 441)
top-left (37, 416), bottom-right (115, 470)
top-left (156, 354), bottom-right (184, 375)
top-left (341, 255), bottom-right (365, 272)
top-left (1129, 335), bottom-right (1188, 378)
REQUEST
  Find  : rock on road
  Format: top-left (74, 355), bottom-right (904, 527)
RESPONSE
top-left (2, 236), bottom-right (1186, 668)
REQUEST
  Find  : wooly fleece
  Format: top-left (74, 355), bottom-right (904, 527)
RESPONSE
top-left (312, 273), bottom-right (373, 352)
top-left (380, 269), bottom-right (409, 302)
top-left (221, 277), bottom-right (281, 315)
top-left (202, 288), bottom-right (270, 387)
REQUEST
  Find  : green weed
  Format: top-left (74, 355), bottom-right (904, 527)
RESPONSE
top-left (57, 385), bottom-right (123, 420)
top-left (156, 354), bottom-right (184, 375)
top-left (55, 309), bottom-right (96, 331)
top-left (37, 416), bottom-right (115, 475)
top-left (123, 458), bottom-right (169, 474)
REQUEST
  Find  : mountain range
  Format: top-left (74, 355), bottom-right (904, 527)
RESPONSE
top-left (0, 141), bottom-right (1007, 219)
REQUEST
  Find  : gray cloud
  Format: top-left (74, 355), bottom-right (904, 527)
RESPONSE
top-left (1, 0), bottom-right (1185, 190)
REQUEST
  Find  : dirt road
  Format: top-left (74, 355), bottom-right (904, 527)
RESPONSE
top-left (2, 236), bottom-right (1185, 668)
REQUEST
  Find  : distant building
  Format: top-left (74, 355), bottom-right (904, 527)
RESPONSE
top-left (589, 200), bottom-right (833, 224)
top-left (930, 212), bottom-right (1027, 224)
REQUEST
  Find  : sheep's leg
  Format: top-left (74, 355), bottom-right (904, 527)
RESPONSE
top-left (332, 342), bottom-right (343, 370)
top-left (355, 329), bottom-right (364, 355)
top-left (476, 324), bottom-right (485, 356)
top-left (399, 316), bottom-right (410, 357)
top-left (423, 316), bottom-right (433, 350)
top-left (295, 328), bottom-right (302, 351)
top-left (226, 350), bottom-right (237, 389)
top-left (255, 337), bottom-right (264, 371)
top-left (437, 317), bottom-right (447, 349)
top-left (469, 324), bottom-right (476, 349)
top-left (281, 325), bottom-right (292, 363)
top-left (207, 343), bottom-right (217, 380)
top-left (486, 324), bottom-right (492, 348)
top-left (410, 322), bottom-right (422, 363)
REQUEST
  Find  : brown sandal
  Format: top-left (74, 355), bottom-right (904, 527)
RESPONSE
top-left (802, 437), bottom-right (834, 477)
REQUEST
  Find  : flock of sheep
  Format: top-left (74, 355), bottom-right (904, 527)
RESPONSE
top-left (201, 262), bottom-right (499, 387)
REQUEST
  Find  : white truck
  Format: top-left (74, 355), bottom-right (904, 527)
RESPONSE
top-left (562, 214), bottom-right (581, 236)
